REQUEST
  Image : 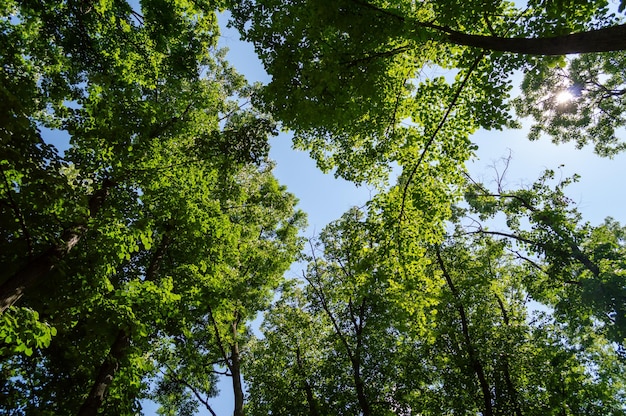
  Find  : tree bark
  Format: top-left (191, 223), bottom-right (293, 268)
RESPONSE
top-left (231, 322), bottom-right (245, 416)
top-left (424, 22), bottom-right (626, 55)
top-left (77, 329), bottom-right (130, 416)
top-left (77, 232), bottom-right (170, 415)
top-left (435, 246), bottom-right (493, 416)
top-left (0, 179), bottom-right (113, 314)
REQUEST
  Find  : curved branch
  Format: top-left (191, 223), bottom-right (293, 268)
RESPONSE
top-left (419, 21), bottom-right (626, 55)
top-left (350, 0), bottom-right (626, 54)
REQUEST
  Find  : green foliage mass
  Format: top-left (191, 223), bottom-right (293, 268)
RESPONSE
top-left (247, 188), bottom-right (626, 415)
top-left (0, 0), bottom-right (304, 414)
top-left (229, 0), bottom-right (625, 183)
top-left (229, 1), bottom-right (626, 414)
top-left (2, 0), bottom-right (626, 414)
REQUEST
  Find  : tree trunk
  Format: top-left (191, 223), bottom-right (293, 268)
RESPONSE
top-left (427, 22), bottom-right (626, 55)
top-left (436, 247), bottom-right (493, 416)
top-left (77, 329), bottom-right (130, 416)
top-left (231, 339), bottom-right (245, 416)
top-left (230, 317), bottom-right (245, 416)
top-left (0, 179), bottom-right (113, 313)
top-left (77, 233), bottom-right (169, 415)
top-left (309, 275), bottom-right (372, 416)
top-left (0, 226), bottom-right (85, 314)
top-left (352, 359), bottom-right (371, 416)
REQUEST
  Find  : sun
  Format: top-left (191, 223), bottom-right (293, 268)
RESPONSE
top-left (555, 89), bottom-right (574, 104)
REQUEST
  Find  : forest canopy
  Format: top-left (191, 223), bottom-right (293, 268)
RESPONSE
top-left (230, 0), bottom-right (626, 180)
top-left (2, 0), bottom-right (626, 415)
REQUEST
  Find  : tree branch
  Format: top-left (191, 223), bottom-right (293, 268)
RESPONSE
top-left (417, 21), bottom-right (626, 55)
top-left (399, 53), bottom-right (483, 222)
top-left (435, 245), bottom-right (493, 416)
top-left (162, 362), bottom-right (218, 416)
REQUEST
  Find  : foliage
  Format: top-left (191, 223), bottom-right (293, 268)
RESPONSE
top-left (3, 0), bottom-right (626, 414)
top-left (514, 51), bottom-right (626, 156)
top-left (0, 0), bottom-right (304, 414)
top-left (149, 164), bottom-right (305, 416)
top-left (227, 6), bottom-right (626, 411)
top-left (229, 0), bottom-right (626, 185)
top-left (247, 195), bottom-right (626, 415)
top-left (464, 167), bottom-right (626, 347)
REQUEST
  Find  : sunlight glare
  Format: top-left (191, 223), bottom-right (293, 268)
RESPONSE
top-left (555, 89), bottom-right (574, 104)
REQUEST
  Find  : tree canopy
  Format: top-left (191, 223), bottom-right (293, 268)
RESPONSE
top-left (1, 0), bottom-right (304, 414)
top-left (230, 0), bottom-right (626, 181)
top-left (2, 0), bottom-right (626, 415)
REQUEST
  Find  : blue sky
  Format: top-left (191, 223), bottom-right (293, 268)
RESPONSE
top-left (218, 11), bottom-right (626, 233)
top-left (153, 12), bottom-right (626, 416)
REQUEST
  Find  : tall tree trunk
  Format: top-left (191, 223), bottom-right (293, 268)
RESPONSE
top-left (0, 179), bottom-right (113, 314)
top-left (77, 329), bottom-right (130, 416)
top-left (231, 321), bottom-right (245, 416)
top-left (351, 358), bottom-right (371, 416)
top-left (77, 232), bottom-right (170, 415)
top-left (435, 246), bottom-right (493, 416)
top-left (423, 22), bottom-right (626, 55)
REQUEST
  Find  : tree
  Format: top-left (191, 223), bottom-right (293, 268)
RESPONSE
top-left (149, 164), bottom-right (305, 416)
top-left (247, 208), bottom-right (420, 416)
top-left (464, 166), bottom-right (626, 348)
top-left (0, 1), bottom-right (305, 414)
top-left (247, 198), bottom-right (626, 415)
top-left (229, 0), bottom-right (626, 183)
top-left (224, 9), bottom-right (626, 412)
top-left (4, 0), bottom-right (626, 414)
top-left (0, 0), bottom-right (229, 312)
top-left (245, 283), bottom-right (329, 416)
